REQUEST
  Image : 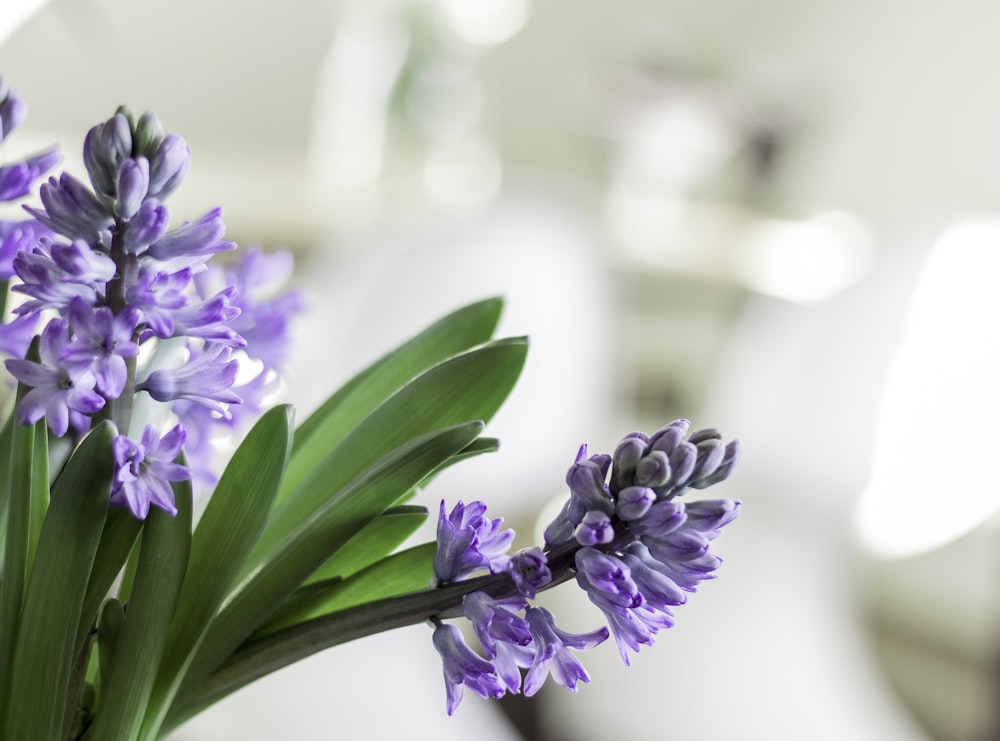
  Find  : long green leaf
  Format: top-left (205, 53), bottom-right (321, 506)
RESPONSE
top-left (87, 479), bottom-right (192, 741)
top-left (255, 542), bottom-right (436, 637)
top-left (169, 422), bottom-right (484, 725)
top-left (302, 505), bottom-right (427, 586)
top-left (3, 420), bottom-right (115, 741)
top-left (74, 507), bottom-right (143, 653)
top-left (281, 297), bottom-right (504, 503)
top-left (141, 405), bottom-right (293, 739)
top-left (256, 337), bottom-right (527, 567)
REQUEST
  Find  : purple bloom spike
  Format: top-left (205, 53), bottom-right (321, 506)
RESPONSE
top-left (27, 172), bottom-right (113, 242)
top-left (111, 424), bottom-right (190, 519)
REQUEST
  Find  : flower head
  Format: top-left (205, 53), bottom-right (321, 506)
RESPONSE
top-left (111, 424), bottom-right (191, 519)
top-left (433, 500), bottom-right (514, 583)
top-left (431, 622), bottom-right (506, 715)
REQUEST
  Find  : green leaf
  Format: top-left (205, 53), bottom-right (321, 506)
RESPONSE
top-left (96, 598), bottom-right (125, 698)
top-left (281, 297), bottom-right (504, 504)
top-left (3, 420), bottom-right (115, 741)
top-left (75, 508), bottom-right (143, 653)
top-left (141, 405), bottom-right (293, 740)
top-left (166, 422), bottom-right (484, 728)
top-left (256, 337), bottom-right (527, 565)
top-left (303, 504), bottom-right (427, 586)
top-left (255, 542), bottom-right (436, 637)
top-left (87, 479), bottom-right (192, 741)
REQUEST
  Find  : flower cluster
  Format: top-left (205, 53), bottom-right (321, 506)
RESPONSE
top-left (0, 80), bottom-right (301, 519)
top-left (430, 419), bottom-right (741, 713)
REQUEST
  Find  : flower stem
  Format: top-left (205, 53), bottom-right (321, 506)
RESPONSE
top-left (163, 543), bottom-right (582, 733)
top-left (97, 222), bottom-right (138, 434)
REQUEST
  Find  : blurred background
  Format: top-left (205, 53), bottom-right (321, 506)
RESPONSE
top-left (4, 1), bottom-right (1000, 739)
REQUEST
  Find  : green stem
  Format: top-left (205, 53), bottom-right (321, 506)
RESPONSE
top-left (163, 542), bottom-right (581, 734)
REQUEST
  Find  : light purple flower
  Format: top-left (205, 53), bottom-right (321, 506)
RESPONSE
top-left (111, 424), bottom-right (190, 519)
top-left (0, 219), bottom-right (47, 279)
top-left (463, 592), bottom-right (532, 692)
top-left (147, 207), bottom-right (234, 266)
top-left (169, 287), bottom-right (245, 346)
top-left (63, 298), bottom-right (140, 397)
top-left (126, 265), bottom-right (192, 337)
top-left (433, 499), bottom-right (514, 583)
top-left (0, 313), bottom-right (39, 359)
top-left (523, 606), bottom-right (608, 696)
top-left (26, 172), bottom-right (113, 243)
top-left (4, 318), bottom-right (105, 436)
top-left (12, 239), bottom-right (114, 314)
top-left (0, 149), bottom-right (60, 202)
top-left (431, 622), bottom-right (506, 715)
top-left (123, 199), bottom-right (170, 254)
top-left (83, 112), bottom-right (132, 198)
top-left (137, 343), bottom-right (241, 416)
top-left (0, 81), bottom-right (26, 142)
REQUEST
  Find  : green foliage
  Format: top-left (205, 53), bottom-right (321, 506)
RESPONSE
top-left (0, 297), bottom-right (527, 739)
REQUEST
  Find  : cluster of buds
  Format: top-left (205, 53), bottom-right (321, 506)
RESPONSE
top-left (430, 419), bottom-right (741, 712)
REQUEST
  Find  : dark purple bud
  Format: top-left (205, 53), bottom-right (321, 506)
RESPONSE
top-left (634, 450), bottom-right (671, 487)
top-left (566, 459), bottom-right (613, 524)
top-left (687, 427), bottom-right (722, 445)
top-left (611, 435), bottom-right (646, 492)
top-left (689, 438), bottom-right (726, 483)
top-left (665, 442), bottom-right (697, 488)
top-left (690, 439), bottom-right (743, 489)
top-left (683, 498), bottom-right (741, 536)
top-left (83, 114), bottom-right (132, 197)
top-left (574, 510), bottom-right (615, 546)
top-left (628, 499), bottom-right (685, 537)
top-left (147, 133), bottom-right (190, 199)
top-left (508, 547), bottom-right (551, 599)
top-left (648, 418), bottom-right (690, 454)
top-left (643, 528), bottom-right (710, 563)
top-left (615, 485), bottom-right (655, 521)
top-left (115, 157), bottom-right (149, 219)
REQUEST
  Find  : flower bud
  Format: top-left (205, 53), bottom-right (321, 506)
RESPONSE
top-left (114, 157), bottom-right (149, 219)
top-left (634, 450), bottom-right (671, 487)
top-left (148, 133), bottom-right (190, 199)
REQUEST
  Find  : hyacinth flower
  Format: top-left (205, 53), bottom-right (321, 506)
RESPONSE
top-left (421, 419), bottom-right (741, 712)
top-left (0, 74), bottom-right (742, 741)
top-left (1, 97), bottom-right (301, 519)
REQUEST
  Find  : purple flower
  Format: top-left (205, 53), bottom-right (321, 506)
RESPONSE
top-left (0, 219), bottom-right (47, 279)
top-left (111, 424), bottom-right (191, 519)
top-left (4, 318), bottom-right (105, 436)
top-left (433, 499), bottom-right (514, 583)
top-left (463, 592), bottom-right (532, 691)
top-left (127, 264), bottom-right (192, 338)
top-left (26, 172), bottom-right (113, 243)
top-left (63, 298), bottom-right (140, 397)
top-left (523, 606), bottom-right (608, 696)
top-left (147, 207), bottom-right (234, 266)
top-left (431, 622), bottom-right (506, 715)
top-left (12, 239), bottom-right (115, 315)
top-left (0, 313), bottom-right (39, 359)
top-left (123, 199), bottom-right (170, 254)
top-left (508, 547), bottom-right (551, 599)
top-left (169, 287), bottom-right (245, 346)
top-left (137, 344), bottom-right (241, 416)
top-left (0, 149), bottom-right (60, 202)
